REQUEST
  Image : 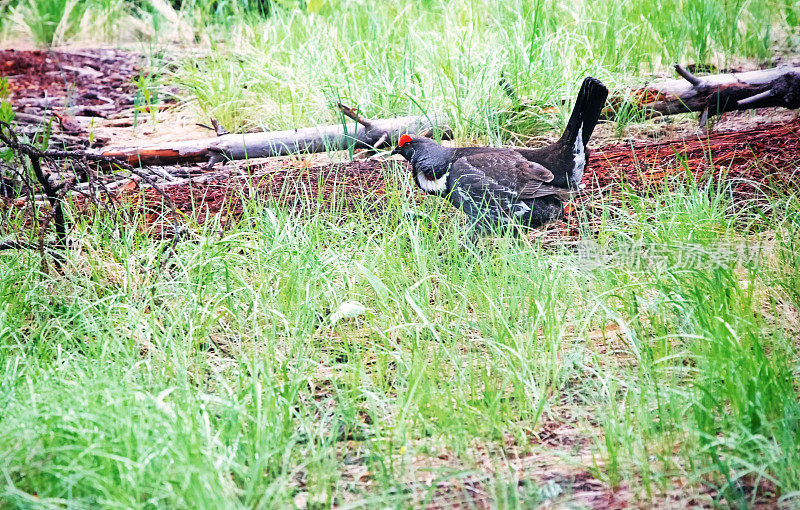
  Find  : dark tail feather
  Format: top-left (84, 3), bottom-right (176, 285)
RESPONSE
top-left (560, 77), bottom-right (609, 147)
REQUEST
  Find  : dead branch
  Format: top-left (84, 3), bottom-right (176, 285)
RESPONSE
top-left (197, 118), bottom-right (231, 137)
top-left (336, 103), bottom-right (392, 158)
top-left (94, 108), bottom-right (450, 168)
top-left (635, 65), bottom-right (800, 123)
top-left (210, 118), bottom-right (230, 136)
top-left (0, 120), bottom-right (71, 267)
top-left (336, 103), bottom-right (376, 131)
top-left (0, 120), bottom-right (182, 269)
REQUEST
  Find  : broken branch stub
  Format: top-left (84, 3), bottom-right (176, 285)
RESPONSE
top-left (96, 112), bottom-right (449, 168)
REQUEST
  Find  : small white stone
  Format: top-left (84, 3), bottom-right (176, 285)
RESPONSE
top-left (330, 301), bottom-right (368, 325)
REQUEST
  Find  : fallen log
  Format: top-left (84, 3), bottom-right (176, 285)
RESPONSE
top-left (95, 108), bottom-right (449, 169)
top-left (636, 64), bottom-right (800, 126)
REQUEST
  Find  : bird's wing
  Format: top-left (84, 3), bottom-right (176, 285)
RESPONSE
top-left (452, 151), bottom-right (563, 200)
top-left (513, 157), bottom-right (565, 199)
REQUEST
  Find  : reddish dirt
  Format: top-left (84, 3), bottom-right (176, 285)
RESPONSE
top-left (2, 49), bottom-right (798, 236)
top-left (115, 118), bottom-right (800, 236)
top-left (120, 159), bottom-right (405, 228)
top-left (554, 118), bottom-right (800, 239)
top-left (0, 48), bottom-right (141, 113)
top-left (587, 119), bottom-right (800, 196)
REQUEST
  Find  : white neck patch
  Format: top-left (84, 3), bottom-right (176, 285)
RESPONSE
top-left (416, 171), bottom-right (449, 193)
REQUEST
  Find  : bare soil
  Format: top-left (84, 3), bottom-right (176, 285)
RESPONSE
top-left (1, 48), bottom-right (141, 123)
top-left (1, 48), bottom-right (137, 104)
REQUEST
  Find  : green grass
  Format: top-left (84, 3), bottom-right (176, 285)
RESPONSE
top-left (5, 0), bottom-right (800, 139)
top-left (1, 162), bottom-right (799, 507)
top-left (160, 0), bottom-right (800, 138)
top-left (8, 0), bottom-right (132, 46)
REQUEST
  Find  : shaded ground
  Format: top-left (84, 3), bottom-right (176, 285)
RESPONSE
top-left (1, 48), bottom-right (797, 508)
top-left (0, 48), bottom-right (145, 148)
top-left (1, 48), bottom-right (139, 109)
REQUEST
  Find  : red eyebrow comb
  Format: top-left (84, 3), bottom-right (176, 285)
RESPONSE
top-left (398, 134), bottom-right (412, 147)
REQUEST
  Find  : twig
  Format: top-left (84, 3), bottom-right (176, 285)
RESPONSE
top-left (30, 156), bottom-right (69, 255)
top-left (152, 225), bottom-right (188, 273)
top-left (337, 103), bottom-right (375, 130)
top-left (699, 107), bottom-right (710, 130)
top-left (0, 238), bottom-right (74, 251)
top-left (0, 121), bottom-right (128, 169)
top-left (675, 64), bottom-right (703, 87)
top-left (372, 131), bottom-right (389, 150)
top-left (736, 89), bottom-right (773, 107)
top-left (336, 103), bottom-right (395, 154)
top-left (0, 120), bottom-right (182, 270)
top-left (0, 239), bottom-right (37, 250)
top-left (197, 118), bottom-right (231, 136)
top-left (0, 121), bottom-right (70, 269)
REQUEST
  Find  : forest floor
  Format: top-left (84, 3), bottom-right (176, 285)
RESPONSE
top-left (2, 47), bottom-right (798, 508)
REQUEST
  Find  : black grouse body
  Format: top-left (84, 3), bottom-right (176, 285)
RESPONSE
top-left (392, 77), bottom-right (608, 235)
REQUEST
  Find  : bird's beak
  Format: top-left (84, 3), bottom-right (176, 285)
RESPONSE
top-left (390, 147), bottom-right (400, 156)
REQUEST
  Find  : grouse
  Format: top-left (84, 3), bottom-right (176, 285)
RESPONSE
top-left (392, 77), bottom-right (608, 235)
